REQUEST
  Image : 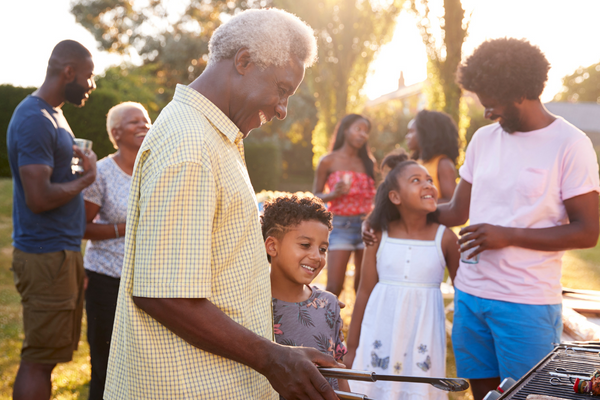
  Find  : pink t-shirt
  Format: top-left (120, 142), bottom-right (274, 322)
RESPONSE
top-left (455, 118), bottom-right (600, 305)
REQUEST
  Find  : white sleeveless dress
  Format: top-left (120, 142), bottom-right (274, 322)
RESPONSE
top-left (350, 225), bottom-right (448, 400)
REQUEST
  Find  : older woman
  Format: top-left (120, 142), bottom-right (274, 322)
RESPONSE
top-left (82, 102), bottom-right (150, 400)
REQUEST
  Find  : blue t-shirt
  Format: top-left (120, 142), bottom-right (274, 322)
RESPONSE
top-left (7, 95), bottom-right (85, 253)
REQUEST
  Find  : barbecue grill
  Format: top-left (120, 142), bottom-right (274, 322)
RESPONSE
top-left (496, 343), bottom-right (600, 399)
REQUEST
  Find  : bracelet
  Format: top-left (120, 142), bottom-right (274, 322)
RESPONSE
top-left (114, 224), bottom-right (119, 239)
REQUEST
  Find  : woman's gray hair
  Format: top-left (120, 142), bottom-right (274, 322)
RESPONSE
top-left (208, 8), bottom-right (317, 69)
top-left (106, 102), bottom-right (149, 149)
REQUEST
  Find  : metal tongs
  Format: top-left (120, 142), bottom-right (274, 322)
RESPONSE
top-left (319, 367), bottom-right (470, 398)
top-left (549, 367), bottom-right (590, 380)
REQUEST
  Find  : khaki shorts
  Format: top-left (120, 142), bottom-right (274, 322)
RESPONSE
top-left (11, 248), bottom-right (85, 364)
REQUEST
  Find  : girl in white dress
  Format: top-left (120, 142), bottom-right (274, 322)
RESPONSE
top-left (344, 160), bottom-right (459, 400)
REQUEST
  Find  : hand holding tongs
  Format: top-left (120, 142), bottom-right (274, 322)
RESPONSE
top-left (319, 367), bottom-right (470, 392)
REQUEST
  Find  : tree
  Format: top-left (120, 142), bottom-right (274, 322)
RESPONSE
top-left (408, 0), bottom-right (468, 124)
top-left (275, 0), bottom-right (403, 164)
top-left (62, 64), bottom-right (170, 161)
top-left (554, 61), bottom-right (600, 104)
top-left (71, 0), bottom-right (253, 88)
top-left (71, 0), bottom-right (403, 184)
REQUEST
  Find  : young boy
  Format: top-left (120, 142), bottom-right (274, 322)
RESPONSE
top-left (261, 195), bottom-right (350, 394)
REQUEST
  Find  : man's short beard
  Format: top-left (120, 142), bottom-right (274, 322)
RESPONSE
top-left (64, 78), bottom-right (87, 107)
top-left (499, 102), bottom-right (522, 133)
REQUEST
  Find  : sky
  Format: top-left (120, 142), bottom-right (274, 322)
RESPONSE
top-left (1, 0), bottom-right (599, 103)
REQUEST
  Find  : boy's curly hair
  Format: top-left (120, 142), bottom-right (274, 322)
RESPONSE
top-left (260, 195), bottom-right (332, 243)
top-left (457, 38), bottom-right (550, 104)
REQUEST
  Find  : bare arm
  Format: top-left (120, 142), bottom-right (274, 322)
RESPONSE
top-left (435, 178), bottom-right (471, 227)
top-left (437, 158), bottom-right (457, 204)
top-left (312, 156), bottom-right (348, 203)
top-left (132, 296), bottom-right (343, 400)
top-left (441, 227), bottom-right (460, 283)
top-left (338, 379), bottom-right (351, 392)
top-left (343, 233), bottom-right (380, 368)
top-left (83, 201), bottom-right (126, 240)
top-left (459, 192), bottom-right (599, 257)
top-left (19, 146), bottom-right (97, 214)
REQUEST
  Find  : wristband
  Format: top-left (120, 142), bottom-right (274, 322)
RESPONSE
top-left (114, 224), bottom-right (119, 239)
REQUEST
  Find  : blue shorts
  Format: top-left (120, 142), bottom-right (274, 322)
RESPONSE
top-left (452, 288), bottom-right (562, 381)
top-left (328, 215), bottom-right (365, 251)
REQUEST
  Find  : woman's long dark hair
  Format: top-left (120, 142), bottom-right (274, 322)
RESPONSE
top-left (367, 160), bottom-right (419, 232)
top-left (330, 114), bottom-right (375, 180)
top-left (415, 110), bottom-right (459, 163)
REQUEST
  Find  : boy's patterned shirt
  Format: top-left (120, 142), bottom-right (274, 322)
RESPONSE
top-left (272, 286), bottom-right (347, 393)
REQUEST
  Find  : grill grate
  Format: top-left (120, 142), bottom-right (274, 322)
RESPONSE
top-left (499, 346), bottom-right (600, 399)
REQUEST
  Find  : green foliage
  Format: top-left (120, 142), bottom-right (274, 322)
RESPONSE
top-left (409, 0), bottom-right (468, 124)
top-left (71, 0), bottom-right (404, 178)
top-left (94, 64), bottom-right (170, 119)
top-left (364, 99), bottom-right (414, 163)
top-left (276, 0), bottom-right (403, 164)
top-left (0, 85), bottom-right (36, 177)
top-left (64, 65), bottom-right (169, 162)
top-left (0, 65), bottom-right (168, 176)
top-left (71, 0), bottom-right (247, 88)
top-left (244, 137), bottom-right (282, 191)
top-left (62, 89), bottom-right (120, 161)
top-left (248, 80), bottom-right (319, 184)
top-left (463, 95), bottom-right (490, 144)
top-left (408, 0), bottom-right (470, 160)
top-left (554, 61), bottom-right (600, 104)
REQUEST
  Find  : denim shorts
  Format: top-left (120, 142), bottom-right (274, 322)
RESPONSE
top-left (329, 214), bottom-right (365, 251)
top-left (452, 287), bottom-right (562, 381)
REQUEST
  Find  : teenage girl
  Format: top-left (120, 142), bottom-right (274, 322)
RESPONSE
top-left (344, 160), bottom-right (459, 400)
top-left (405, 110), bottom-right (459, 203)
top-left (313, 114), bottom-right (376, 296)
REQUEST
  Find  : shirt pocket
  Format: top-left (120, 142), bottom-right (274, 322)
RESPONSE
top-left (516, 168), bottom-right (548, 198)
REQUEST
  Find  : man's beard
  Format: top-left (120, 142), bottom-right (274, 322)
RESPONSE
top-left (64, 78), bottom-right (88, 107)
top-left (498, 102), bottom-right (522, 133)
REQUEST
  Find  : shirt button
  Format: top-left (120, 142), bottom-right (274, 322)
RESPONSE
top-left (406, 260), bottom-right (410, 263)
top-left (408, 247), bottom-right (411, 250)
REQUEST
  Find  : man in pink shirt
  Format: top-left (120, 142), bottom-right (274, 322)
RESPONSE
top-left (438, 38), bottom-right (600, 399)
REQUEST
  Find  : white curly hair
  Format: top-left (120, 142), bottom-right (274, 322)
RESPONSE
top-left (208, 8), bottom-right (317, 69)
top-left (106, 102), bottom-right (150, 149)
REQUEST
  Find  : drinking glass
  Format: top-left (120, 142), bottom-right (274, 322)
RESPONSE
top-left (71, 138), bottom-right (93, 174)
top-left (342, 172), bottom-right (353, 186)
top-left (460, 240), bottom-right (480, 264)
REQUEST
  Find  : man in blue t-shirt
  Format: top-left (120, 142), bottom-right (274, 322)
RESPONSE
top-left (7, 40), bottom-right (97, 400)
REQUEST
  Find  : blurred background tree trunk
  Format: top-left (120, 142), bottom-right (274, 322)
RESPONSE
top-left (408, 0), bottom-right (469, 164)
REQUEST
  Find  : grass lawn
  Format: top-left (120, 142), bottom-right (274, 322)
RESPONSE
top-left (1, 176), bottom-right (600, 399)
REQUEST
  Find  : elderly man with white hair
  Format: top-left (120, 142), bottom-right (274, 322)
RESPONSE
top-left (105, 8), bottom-right (343, 400)
top-left (82, 101), bottom-right (151, 400)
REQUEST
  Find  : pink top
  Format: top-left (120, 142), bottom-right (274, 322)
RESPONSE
top-left (455, 118), bottom-right (600, 305)
top-left (325, 170), bottom-right (376, 216)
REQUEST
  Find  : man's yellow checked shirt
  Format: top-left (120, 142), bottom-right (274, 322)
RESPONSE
top-left (105, 84), bottom-right (278, 400)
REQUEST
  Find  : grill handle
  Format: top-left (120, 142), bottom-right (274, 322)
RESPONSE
top-left (318, 367), bottom-right (376, 382)
top-left (334, 390), bottom-right (374, 400)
